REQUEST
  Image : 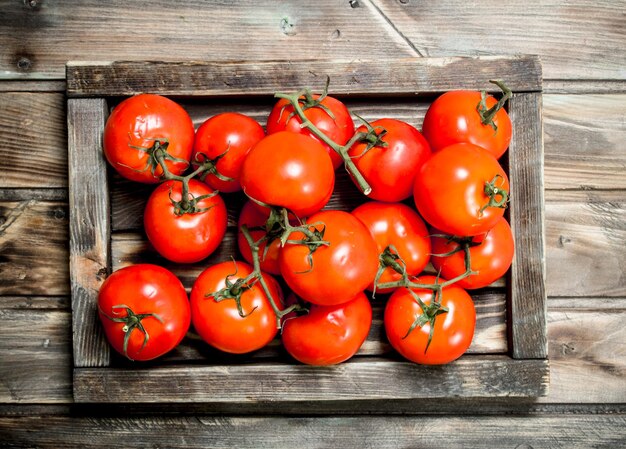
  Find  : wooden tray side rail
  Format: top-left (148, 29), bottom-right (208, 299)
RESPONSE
top-left (67, 57), bottom-right (548, 404)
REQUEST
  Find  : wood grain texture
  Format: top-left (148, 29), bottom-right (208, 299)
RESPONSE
top-left (1, 0), bottom-right (415, 80)
top-left (67, 98), bottom-right (110, 367)
top-left (2, 307), bottom-right (623, 406)
top-left (73, 356), bottom-right (548, 403)
top-left (0, 93), bottom-right (66, 188)
top-left (0, 309), bottom-right (72, 403)
top-left (2, 414), bottom-right (625, 448)
top-left (540, 309), bottom-right (626, 404)
top-left (544, 94), bottom-right (626, 190)
top-left (66, 57), bottom-right (541, 97)
top-left (0, 201), bottom-right (68, 295)
top-left (370, 0), bottom-right (626, 81)
top-left (545, 191), bottom-right (625, 297)
top-left (507, 92), bottom-right (547, 359)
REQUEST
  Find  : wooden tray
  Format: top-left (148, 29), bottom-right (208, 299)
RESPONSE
top-left (67, 57), bottom-right (548, 403)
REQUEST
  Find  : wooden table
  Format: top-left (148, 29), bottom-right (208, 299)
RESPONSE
top-left (1, 1), bottom-right (624, 447)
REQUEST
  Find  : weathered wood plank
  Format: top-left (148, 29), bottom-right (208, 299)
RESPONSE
top-left (1, 307), bottom-right (623, 406)
top-left (0, 201), bottom-right (68, 295)
top-left (73, 356), bottom-right (549, 402)
top-left (507, 92), bottom-right (547, 359)
top-left (2, 414), bottom-right (625, 448)
top-left (0, 296), bottom-right (68, 309)
top-left (539, 309), bottom-right (626, 404)
top-left (0, 80), bottom-right (66, 92)
top-left (545, 191), bottom-right (625, 297)
top-left (0, 309), bottom-right (72, 403)
top-left (371, 0), bottom-right (626, 81)
top-left (0, 93), bottom-right (66, 188)
top-left (66, 57), bottom-right (541, 97)
top-left (67, 98), bottom-right (110, 367)
top-left (1, 0), bottom-right (415, 80)
top-left (544, 94), bottom-right (626, 190)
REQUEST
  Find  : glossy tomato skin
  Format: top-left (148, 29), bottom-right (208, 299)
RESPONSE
top-left (240, 132), bottom-right (335, 218)
top-left (422, 90), bottom-right (512, 159)
top-left (237, 200), bottom-right (283, 275)
top-left (266, 95), bottom-right (354, 170)
top-left (144, 179), bottom-right (227, 264)
top-left (384, 275), bottom-right (475, 365)
top-left (348, 119), bottom-right (431, 202)
top-left (282, 292), bottom-right (372, 365)
top-left (192, 112), bottom-right (265, 193)
top-left (279, 210), bottom-right (378, 306)
top-left (352, 201), bottom-right (431, 293)
top-left (98, 264), bottom-right (190, 361)
top-left (190, 261), bottom-right (281, 354)
top-left (431, 217), bottom-right (514, 290)
top-left (413, 143), bottom-right (509, 237)
top-left (103, 94), bottom-right (194, 183)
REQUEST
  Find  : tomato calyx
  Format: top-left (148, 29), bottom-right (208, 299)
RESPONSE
top-left (403, 287), bottom-right (449, 353)
top-left (206, 263), bottom-right (259, 318)
top-left (373, 246), bottom-right (409, 297)
top-left (124, 138), bottom-right (190, 179)
top-left (480, 174), bottom-right (509, 215)
top-left (274, 82), bottom-right (372, 195)
top-left (351, 114), bottom-right (389, 157)
top-left (280, 76), bottom-right (336, 123)
top-left (99, 304), bottom-right (164, 361)
top-left (167, 184), bottom-right (219, 216)
top-left (193, 147), bottom-right (236, 183)
top-left (477, 80), bottom-right (512, 132)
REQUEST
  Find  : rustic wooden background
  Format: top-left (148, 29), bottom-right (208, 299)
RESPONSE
top-left (0, 1), bottom-right (624, 447)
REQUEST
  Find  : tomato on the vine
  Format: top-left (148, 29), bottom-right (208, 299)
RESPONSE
top-left (431, 217), bottom-right (514, 290)
top-left (384, 275), bottom-right (475, 365)
top-left (414, 143), bottom-right (509, 236)
top-left (98, 264), bottom-right (190, 361)
top-left (267, 94), bottom-right (354, 169)
top-left (352, 201), bottom-right (431, 294)
top-left (103, 93), bottom-right (194, 183)
top-left (279, 210), bottom-right (378, 306)
top-left (240, 132), bottom-right (335, 218)
top-left (282, 292), bottom-right (372, 366)
top-left (144, 179), bottom-right (227, 264)
top-left (192, 112), bottom-right (265, 193)
top-left (348, 118), bottom-right (431, 202)
top-left (422, 84), bottom-right (512, 159)
top-left (190, 260), bottom-right (282, 354)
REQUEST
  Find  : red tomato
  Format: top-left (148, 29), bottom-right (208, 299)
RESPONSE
top-left (190, 260), bottom-right (282, 354)
top-left (192, 112), bottom-right (265, 193)
top-left (348, 119), bottom-right (431, 202)
top-left (352, 201), bottom-right (431, 294)
top-left (422, 88), bottom-right (512, 159)
top-left (279, 210), bottom-right (378, 306)
top-left (240, 132), bottom-right (335, 218)
top-left (413, 143), bottom-right (509, 236)
top-left (237, 201), bottom-right (285, 276)
top-left (98, 264), bottom-right (190, 361)
top-left (384, 275), bottom-right (475, 365)
top-left (282, 292), bottom-right (372, 365)
top-left (431, 217), bottom-right (514, 289)
top-left (144, 179), bottom-right (227, 264)
top-left (103, 93), bottom-right (194, 183)
top-left (267, 94), bottom-right (354, 169)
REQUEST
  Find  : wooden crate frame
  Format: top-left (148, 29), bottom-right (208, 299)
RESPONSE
top-left (67, 57), bottom-right (548, 403)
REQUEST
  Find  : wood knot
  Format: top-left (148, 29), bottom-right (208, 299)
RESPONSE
top-left (280, 17), bottom-right (296, 36)
top-left (17, 57), bottom-right (32, 71)
top-left (349, 0), bottom-right (360, 8)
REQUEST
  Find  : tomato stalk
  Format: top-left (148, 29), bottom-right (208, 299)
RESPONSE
top-left (477, 79), bottom-right (512, 132)
top-left (240, 225), bottom-right (307, 328)
top-left (152, 143), bottom-right (219, 213)
top-left (480, 174), bottom-right (509, 215)
top-left (376, 242), bottom-right (478, 348)
top-left (273, 89), bottom-right (372, 195)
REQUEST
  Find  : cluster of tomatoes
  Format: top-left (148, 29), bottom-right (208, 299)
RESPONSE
top-left (97, 80), bottom-right (515, 366)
